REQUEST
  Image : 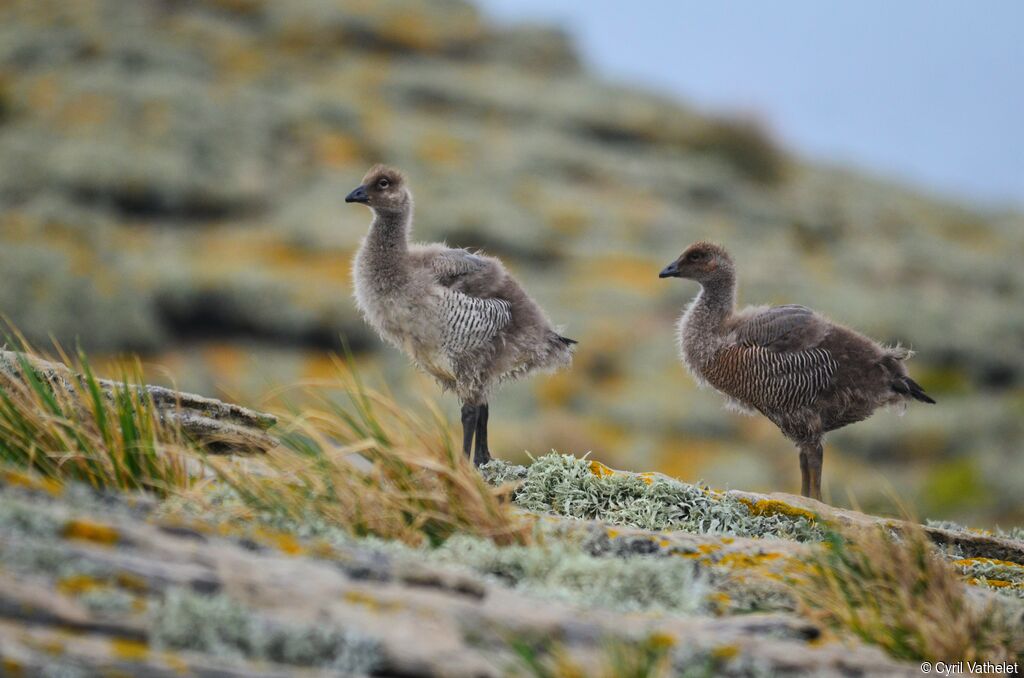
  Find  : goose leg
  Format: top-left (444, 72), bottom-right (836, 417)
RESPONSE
top-left (460, 402), bottom-right (478, 462)
top-left (806, 439), bottom-right (824, 501)
top-left (473, 403), bottom-right (491, 466)
top-left (798, 447), bottom-right (810, 498)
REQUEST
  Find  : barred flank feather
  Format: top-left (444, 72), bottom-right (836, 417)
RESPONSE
top-left (705, 345), bottom-right (838, 414)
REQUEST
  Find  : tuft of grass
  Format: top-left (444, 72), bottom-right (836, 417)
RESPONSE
top-left (792, 523), bottom-right (1024, 663)
top-left (0, 344), bottom-right (195, 496)
top-left (207, 356), bottom-right (532, 547)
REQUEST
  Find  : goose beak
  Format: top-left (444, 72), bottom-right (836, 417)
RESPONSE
top-left (345, 185), bottom-right (369, 204)
top-left (659, 261), bottom-right (680, 278)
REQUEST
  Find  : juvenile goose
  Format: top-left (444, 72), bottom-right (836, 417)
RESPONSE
top-left (660, 241), bottom-right (934, 501)
top-left (346, 165), bottom-right (576, 465)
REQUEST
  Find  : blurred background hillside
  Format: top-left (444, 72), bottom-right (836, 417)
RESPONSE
top-left (1, 0), bottom-right (1022, 525)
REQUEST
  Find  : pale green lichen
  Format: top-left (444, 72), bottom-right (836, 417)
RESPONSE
top-left (151, 589), bottom-right (381, 672)
top-left (493, 454), bottom-right (822, 542)
top-left (430, 534), bottom-right (707, 613)
top-left (926, 518), bottom-right (1024, 543)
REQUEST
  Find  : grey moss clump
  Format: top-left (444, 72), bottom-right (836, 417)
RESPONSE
top-left (486, 454), bottom-right (823, 542)
top-left (151, 589), bottom-right (381, 673)
top-left (430, 534), bottom-right (707, 614)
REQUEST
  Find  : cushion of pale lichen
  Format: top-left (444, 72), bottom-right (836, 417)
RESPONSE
top-left (481, 454), bottom-right (823, 541)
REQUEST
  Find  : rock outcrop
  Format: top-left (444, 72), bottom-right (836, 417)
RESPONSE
top-left (0, 471), bottom-right (916, 677)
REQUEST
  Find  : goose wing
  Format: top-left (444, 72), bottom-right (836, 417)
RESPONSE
top-left (731, 305), bottom-right (828, 352)
top-left (431, 249), bottom-right (488, 287)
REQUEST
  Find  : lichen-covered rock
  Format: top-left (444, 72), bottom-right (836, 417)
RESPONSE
top-left (0, 469), bottom-right (918, 676)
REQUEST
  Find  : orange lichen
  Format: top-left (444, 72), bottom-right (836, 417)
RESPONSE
top-left (315, 132), bottom-right (362, 168)
top-left (1, 469), bottom-right (62, 496)
top-left (253, 528), bottom-right (305, 555)
top-left (716, 551), bottom-right (784, 571)
top-left (62, 519), bottom-right (120, 546)
top-left (110, 639), bottom-right (149, 661)
top-left (343, 589), bottom-right (402, 613)
top-left (708, 591), bottom-right (731, 614)
top-left (711, 644), bottom-right (739, 660)
top-left (953, 557), bottom-right (1024, 569)
top-left (647, 631), bottom-right (677, 650)
top-left (737, 498), bottom-right (817, 523)
top-left (588, 460), bottom-right (616, 478)
top-left (57, 574), bottom-right (105, 596)
top-left (967, 577), bottom-right (1015, 588)
top-left (115, 572), bottom-right (149, 593)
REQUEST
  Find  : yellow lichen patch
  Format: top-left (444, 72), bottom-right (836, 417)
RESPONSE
top-left (110, 638), bottom-right (149, 661)
top-left (115, 572), bottom-right (149, 593)
top-left (2, 658), bottom-right (24, 677)
top-left (62, 519), bottom-right (120, 546)
top-left (253, 528), bottom-right (305, 556)
top-left (343, 589), bottom-right (402, 613)
top-left (309, 539), bottom-right (338, 560)
top-left (738, 497), bottom-right (817, 523)
top-left (711, 644), bottom-right (739, 660)
top-left (1, 469), bottom-right (62, 496)
top-left (605, 528), bottom-right (620, 539)
top-left (953, 557), bottom-right (1024, 570)
top-left (715, 551), bottom-right (785, 572)
top-left (57, 574), bottom-right (105, 596)
top-left (967, 577), bottom-right (1017, 589)
top-left (589, 460), bottom-right (616, 478)
top-left (578, 253), bottom-right (664, 293)
top-left (708, 591), bottom-right (731, 614)
top-left (314, 131), bottom-right (362, 168)
top-left (638, 472), bottom-right (656, 485)
top-left (28, 637), bottom-right (64, 656)
top-left (647, 631), bottom-right (677, 650)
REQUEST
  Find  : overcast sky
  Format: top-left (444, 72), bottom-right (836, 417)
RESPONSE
top-left (478, 1), bottom-right (1024, 209)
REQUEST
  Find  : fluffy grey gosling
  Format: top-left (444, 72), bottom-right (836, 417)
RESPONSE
top-left (660, 241), bottom-right (934, 501)
top-left (346, 165), bottom-right (576, 465)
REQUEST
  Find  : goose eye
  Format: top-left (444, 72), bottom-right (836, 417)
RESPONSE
top-left (687, 251), bottom-right (703, 262)
top-left (377, 178), bottom-right (390, 189)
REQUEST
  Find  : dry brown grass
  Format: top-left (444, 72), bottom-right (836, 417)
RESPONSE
top-left (0, 337), bottom-right (529, 547)
top-left (793, 523), bottom-right (1024, 663)
top-left (0, 343), bottom-right (194, 495)
top-left (208, 357), bottom-right (532, 547)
